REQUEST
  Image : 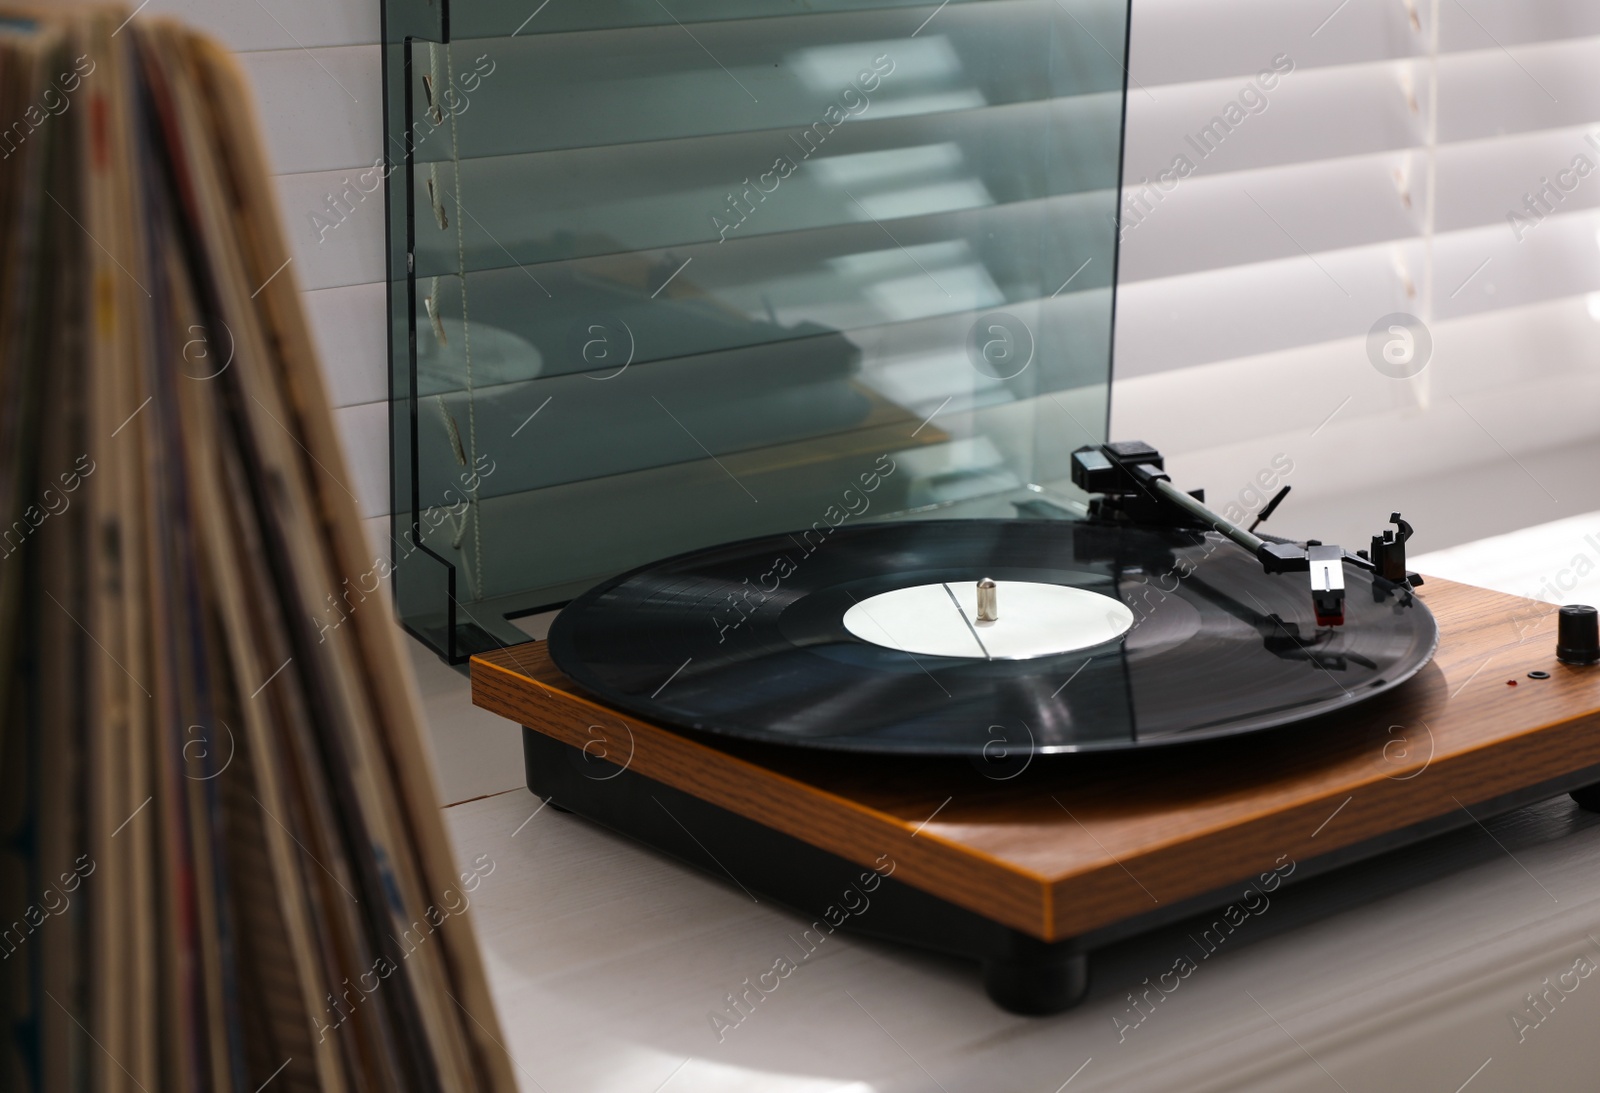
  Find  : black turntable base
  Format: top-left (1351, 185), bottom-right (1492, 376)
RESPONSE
top-left (473, 575), bottom-right (1600, 1014)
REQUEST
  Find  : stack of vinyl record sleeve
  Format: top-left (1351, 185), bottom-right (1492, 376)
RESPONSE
top-left (0, 8), bottom-right (518, 1091)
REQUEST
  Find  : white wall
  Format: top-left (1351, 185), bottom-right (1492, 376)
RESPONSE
top-left (109, 0), bottom-right (393, 520)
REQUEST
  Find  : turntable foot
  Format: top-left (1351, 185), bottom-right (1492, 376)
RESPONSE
top-left (981, 951), bottom-right (1089, 1016)
top-left (1569, 784), bottom-right (1600, 812)
top-left (548, 801), bottom-right (574, 814)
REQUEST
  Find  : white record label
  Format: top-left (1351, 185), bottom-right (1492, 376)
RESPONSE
top-left (842, 580), bottom-right (1134, 660)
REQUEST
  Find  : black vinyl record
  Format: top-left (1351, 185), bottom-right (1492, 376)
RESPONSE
top-left (547, 519), bottom-right (1438, 756)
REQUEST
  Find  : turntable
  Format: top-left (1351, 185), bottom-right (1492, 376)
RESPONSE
top-left (471, 442), bottom-right (1600, 1013)
top-left (373, 0), bottom-right (1600, 1015)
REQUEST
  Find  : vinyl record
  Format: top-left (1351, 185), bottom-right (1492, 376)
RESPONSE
top-left (547, 519), bottom-right (1439, 756)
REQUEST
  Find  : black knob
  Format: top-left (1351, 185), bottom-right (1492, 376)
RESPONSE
top-left (1557, 605), bottom-right (1600, 665)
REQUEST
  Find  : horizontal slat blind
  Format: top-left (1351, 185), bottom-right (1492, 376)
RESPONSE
top-left (1112, 0), bottom-right (1600, 549)
top-left (77, 0), bottom-right (1600, 546)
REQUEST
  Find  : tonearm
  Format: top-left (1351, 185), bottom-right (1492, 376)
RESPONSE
top-left (1071, 441), bottom-right (1422, 626)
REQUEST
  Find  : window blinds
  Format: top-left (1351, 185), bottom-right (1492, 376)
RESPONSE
top-left (1112, 0), bottom-right (1600, 541)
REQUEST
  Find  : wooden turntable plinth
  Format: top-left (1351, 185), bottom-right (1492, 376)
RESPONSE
top-left (471, 578), bottom-right (1600, 1013)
